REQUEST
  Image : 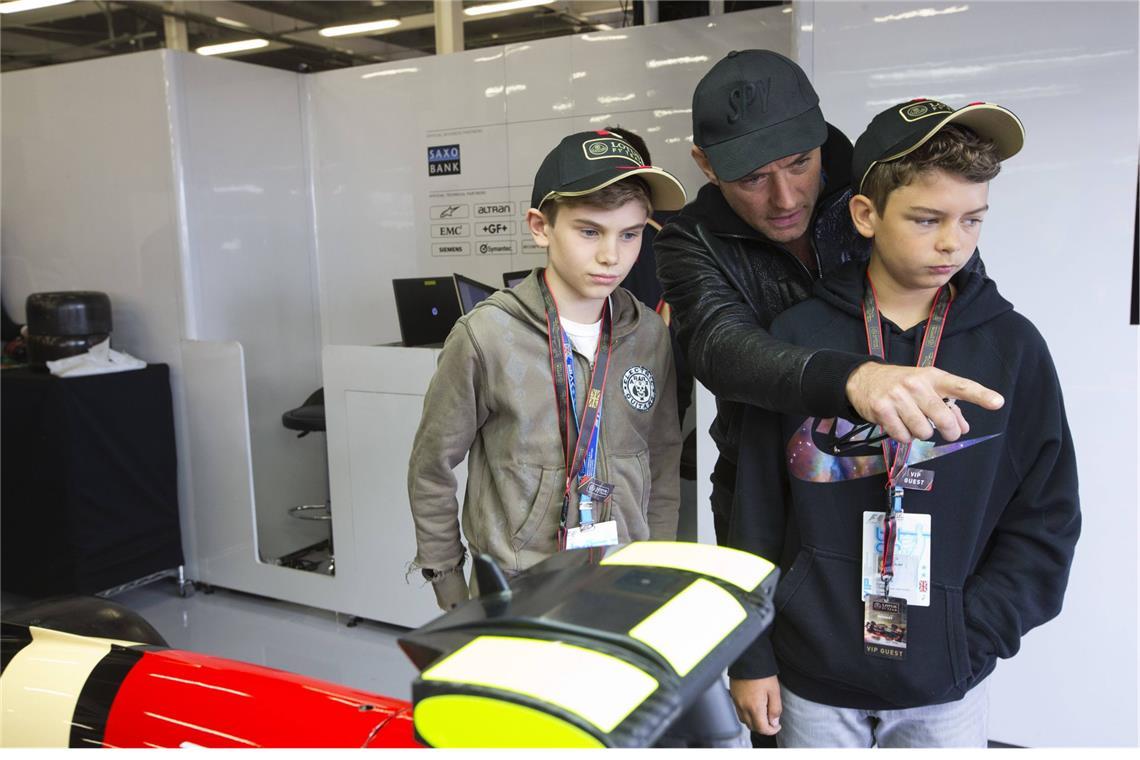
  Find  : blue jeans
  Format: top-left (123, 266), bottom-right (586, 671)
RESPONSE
top-left (777, 682), bottom-right (988, 748)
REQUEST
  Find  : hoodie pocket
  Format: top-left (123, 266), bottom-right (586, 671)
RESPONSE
top-left (772, 548), bottom-right (965, 706)
top-left (604, 452), bottom-right (650, 541)
top-left (945, 585), bottom-right (971, 686)
top-left (510, 465), bottom-right (562, 554)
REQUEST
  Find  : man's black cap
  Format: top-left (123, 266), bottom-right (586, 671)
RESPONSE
top-left (692, 49), bottom-right (827, 182)
top-left (852, 99), bottom-right (1025, 194)
top-left (530, 130), bottom-right (686, 212)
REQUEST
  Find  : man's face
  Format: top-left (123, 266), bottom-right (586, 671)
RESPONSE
top-left (694, 146), bottom-right (824, 244)
top-left (856, 169), bottom-right (989, 292)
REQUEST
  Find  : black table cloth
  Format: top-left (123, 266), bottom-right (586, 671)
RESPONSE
top-left (2, 364), bottom-right (183, 596)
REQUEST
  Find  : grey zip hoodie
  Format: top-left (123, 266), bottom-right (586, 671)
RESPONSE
top-left (408, 269), bottom-right (682, 606)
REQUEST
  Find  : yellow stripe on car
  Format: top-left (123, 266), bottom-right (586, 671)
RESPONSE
top-left (601, 541), bottom-right (775, 592)
top-left (628, 578), bottom-right (746, 676)
top-left (420, 635), bottom-right (657, 734)
top-left (415, 694), bottom-right (605, 748)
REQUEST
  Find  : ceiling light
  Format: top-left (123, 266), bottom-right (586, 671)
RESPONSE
top-left (320, 19), bottom-right (400, 37)
top-left (195, 39), bottom-right (269, 56)
top-left (874, 5), bottom-right (969, 23)
top-left (582, 33), bottom-right (628, 41)
top-left (645, 55), bottom-right (708, 69)
top-left (215, 17), bottom-right (249, 29)
top-left (0, 0), bottom-right (74, 13)
top-left (465, 0), bottom-right (554, 18)
top-left (361, 67), bottom-right (419, 79)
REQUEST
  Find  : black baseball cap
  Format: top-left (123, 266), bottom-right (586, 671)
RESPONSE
top-left (530, 130), bottom-right (687, 212)
top-left (692, 49), bottom-right (826, 182)
top-left (852, 99), bottom-right (1025, 195)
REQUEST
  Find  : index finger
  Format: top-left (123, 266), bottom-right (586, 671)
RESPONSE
top-left (934, 373), bottom-right (1004, 410)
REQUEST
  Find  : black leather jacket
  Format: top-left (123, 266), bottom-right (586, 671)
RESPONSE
top-left (654, 124), bottom-right (870, 466)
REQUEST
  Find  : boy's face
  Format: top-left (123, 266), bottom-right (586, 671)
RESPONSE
top-left (526, 200), bottom-right (648, 314)
top-left (853, 169), bottom-right (989, 291)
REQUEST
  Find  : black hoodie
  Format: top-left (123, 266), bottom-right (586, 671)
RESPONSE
top-left (728, 259), bottom-right (1081, 710)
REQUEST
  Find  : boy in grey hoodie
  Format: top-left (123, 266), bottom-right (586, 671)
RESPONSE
top-left (408, 130), bottom-right (688, 609)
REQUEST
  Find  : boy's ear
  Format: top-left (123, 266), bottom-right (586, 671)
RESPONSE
top-left (848, 193), bottom-right (879, 240)
top-left (691, 146), bottom-right (719, 186)
top-left (525, 208), bottom-right (551, 248)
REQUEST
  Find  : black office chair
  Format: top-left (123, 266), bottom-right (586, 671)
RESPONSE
top-left (281, 388), bottom-right (334, 574)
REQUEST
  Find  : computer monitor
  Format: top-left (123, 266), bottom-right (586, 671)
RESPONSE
top-left (453, 274), bottom-right (497, 315)
top-left (391, 277), bottom-right (462, 348)
top-left (502, 269), bottom-right (533, 289)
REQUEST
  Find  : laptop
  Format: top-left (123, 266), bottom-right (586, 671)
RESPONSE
top-left (453, 273), bottom-right (498, 314)
top-left (391, 277), bottom-right (462, 348)
top-left (502, 269), bottom-right (533, 289)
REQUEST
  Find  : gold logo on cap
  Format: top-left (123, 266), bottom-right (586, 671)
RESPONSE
top-left (899, 100), bottom-right (953, 122)
top-left (582, 137), bottom-right (645, 165)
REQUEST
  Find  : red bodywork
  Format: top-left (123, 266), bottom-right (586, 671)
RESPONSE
top-left (102, 647), bottom-right (419, 747)
top-left (101, 649), bottom-right (419, 748)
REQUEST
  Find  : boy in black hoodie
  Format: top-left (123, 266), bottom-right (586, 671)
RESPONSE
top-left (727, 100), bottom-right (1081, 747)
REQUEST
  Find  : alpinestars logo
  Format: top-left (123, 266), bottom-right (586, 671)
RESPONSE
top-left (787, 416), bottom-right (1000, 483)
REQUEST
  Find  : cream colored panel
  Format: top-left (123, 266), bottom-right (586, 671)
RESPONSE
top-left (0, 628), bottom-right (139, 748)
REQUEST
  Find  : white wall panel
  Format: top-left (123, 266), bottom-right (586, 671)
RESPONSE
top-left (0, 51), bottom-right (198, 574)
top-left (807, 0), bottom-right (1138, 747)
top-left (169, 52), bottom-right (326, 562)
top-left (308, 7), bottom-right (794, 347)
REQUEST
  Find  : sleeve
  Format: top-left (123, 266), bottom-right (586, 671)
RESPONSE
top-left (962, 335), bottom-right (1081, 677)
top-left (407, 320), bottom-right (489, 577)
top-left (645, 323), bottom-right (682, 540)
top-left (653, 218), bottom-right (865, 417)
top-left (725, 402), bottom-right (792, 680)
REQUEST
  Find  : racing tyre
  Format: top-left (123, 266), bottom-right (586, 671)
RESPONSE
top-left (26, 291), bottom-right (112, 336)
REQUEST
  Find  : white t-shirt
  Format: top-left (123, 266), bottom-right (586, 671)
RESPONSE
top-left (560, 315), bottom-right (601, 365)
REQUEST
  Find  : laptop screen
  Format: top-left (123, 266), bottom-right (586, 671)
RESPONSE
top-left (453, 274), bottom-right (497, 314)
top-left (391, 277), bottom-right (462, 348)
top-left (502, 269), bottom-right (532, 289)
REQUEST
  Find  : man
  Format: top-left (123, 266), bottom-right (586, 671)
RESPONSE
top-left (655, 50), bottom-right (1003, 543)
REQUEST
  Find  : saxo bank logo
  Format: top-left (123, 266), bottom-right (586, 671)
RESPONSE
top-left (428, 144), bottom-right (461, 176)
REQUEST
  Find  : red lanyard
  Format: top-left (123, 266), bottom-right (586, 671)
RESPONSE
top-left (862, 274), bottom-right (952, 592)
top-left (538, 270), bottom-right (613, 535)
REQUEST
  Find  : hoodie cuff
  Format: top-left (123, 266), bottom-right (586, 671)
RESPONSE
top-left (727, 634), bottom-right (778, 680)
top-left (801, 350), bottom-right (878, 420)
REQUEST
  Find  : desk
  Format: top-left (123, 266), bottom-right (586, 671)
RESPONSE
top-left (1, 365), bottom-right (183, 596)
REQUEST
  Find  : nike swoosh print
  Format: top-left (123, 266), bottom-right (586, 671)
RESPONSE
top-left (787, 417), bottom-right (1001, 483)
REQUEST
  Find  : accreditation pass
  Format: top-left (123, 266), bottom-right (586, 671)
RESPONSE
top-left (861, 512), bottom-right (931, 607)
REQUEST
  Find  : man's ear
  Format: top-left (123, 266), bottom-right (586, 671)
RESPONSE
top-left (848, 193), bottom-right (879, 240)
top-left (690, 146), bottom-right (720, 186)
top-left (526, 208), bottom-right (551, 247)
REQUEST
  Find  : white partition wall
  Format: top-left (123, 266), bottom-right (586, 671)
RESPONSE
top-left (0, 51), bottom-right (199, 570)
top-left (168, 51), bottom-right (327, 563)
top-left (305, 6), bottom-right (795, 347)
top-left (802, 0), bottom-right (1138, 747)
